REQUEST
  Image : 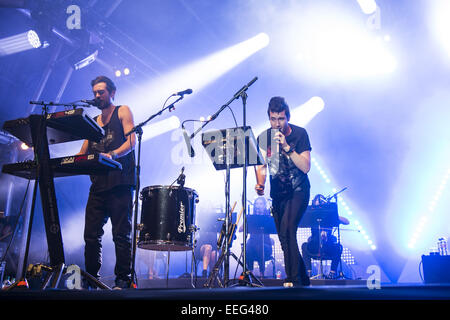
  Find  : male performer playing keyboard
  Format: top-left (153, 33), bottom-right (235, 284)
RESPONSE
top-left (77, 76), bottom-right (136, 289)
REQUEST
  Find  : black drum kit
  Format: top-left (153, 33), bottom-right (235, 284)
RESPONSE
top-left (128, 77), bottom-right (263, 288)
top-left (138, 185), bottom-right (198, 252)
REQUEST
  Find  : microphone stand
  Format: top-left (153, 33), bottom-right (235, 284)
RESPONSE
top-left (126, 95), bottom-right (184, 287)
top-left (189, 77), bottom-right (258, 287)
top-left (29, 100), bottom-right (92, 110)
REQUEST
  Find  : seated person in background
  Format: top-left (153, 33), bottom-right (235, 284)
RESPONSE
top-left (240, 197), bottom-right (273, 278)
top-left (301, 194), bottom-right (344, 279)
top-left (195, 230), bottom-right (218, 278)
top-left (139, 249), bottom-right (166, 279)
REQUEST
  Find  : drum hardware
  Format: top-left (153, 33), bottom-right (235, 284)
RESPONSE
top-left (126, 92), bottom-right (186, 287)
top-left (302, 190), bottom-right (350, 280)
top-left (205, 205), bottom-right (249, 288)
top-left (138, 185), bottom-right (198, 252)
top-left (182, 77), bottom-right (261, 288)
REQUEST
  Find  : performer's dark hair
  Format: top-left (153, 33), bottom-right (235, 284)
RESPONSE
top-left (91, 76), bottom-right (117, 94)
top-left (267, 96), bottom-right (290, 120)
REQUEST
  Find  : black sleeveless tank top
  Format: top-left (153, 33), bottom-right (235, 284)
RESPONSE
top-left (87, 105), bottom-right (136, 193)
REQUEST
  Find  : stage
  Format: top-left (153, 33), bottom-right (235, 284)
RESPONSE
top-left (1, 279), bottom-right (449, 300)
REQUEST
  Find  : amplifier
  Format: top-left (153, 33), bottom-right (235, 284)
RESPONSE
top-left (422, 255), bottom-right (450, 283)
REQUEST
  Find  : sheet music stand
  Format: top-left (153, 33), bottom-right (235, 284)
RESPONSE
top-left (299, 203), bottom-right (340, 279)
top-left (202, 126), bottom-right (264, 287)
top-left (247, 215), bottom-right (277, 235)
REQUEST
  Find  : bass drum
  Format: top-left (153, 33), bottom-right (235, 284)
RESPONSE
top-left (138, 185), bottom-right (198, 251)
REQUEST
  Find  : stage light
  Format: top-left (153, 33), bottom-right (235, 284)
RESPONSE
top-left (115, 69), bottom-right (122, 77)
top-left (20, 142), bottom-right (30, 150)
top-left (290, 96), bottom-right (325, 127)
top-left (119, 33), bottom-right (270, 124)
top-left (357, 0), bottom-right (377, 15)
top-left (429, 0), bottom-right (450, 61)
top-left (123, 68), bottom-right (130, 76)
top-left (311, 156), bottom-right (376, 250)
top-left (273, 3), bottom-right (396, 83)
top-left (141, 116), bottom-right (181, 143)
top-left (408, 167), bottom-right (450, 249)
top-left (71, 49), bottom-right (98, 70)
top-left (0, 30), bottom-right (41, 57)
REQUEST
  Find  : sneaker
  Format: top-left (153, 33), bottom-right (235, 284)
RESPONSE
top-left (113, 278), bottom-right (131, 290)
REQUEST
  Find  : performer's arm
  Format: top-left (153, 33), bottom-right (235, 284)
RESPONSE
top-left (255, 145), bottom-right (267, 195)
top-left (275, 131), bottom-right (311, 174)
top-left (76, 140), bottom-right (89, 155)
top-left (104, 105), bottom-right (136, 159)
top-left (283, 148), bottom-right (311, 174)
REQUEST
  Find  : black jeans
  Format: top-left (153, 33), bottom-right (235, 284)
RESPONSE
top-left (272, 189), bottom-right (310, 285)
top-left (84, 185), bottom-right (133, 282)
top-left (246, 237), bottom-right (272, 274)
top-left (301, 241), bottom-right (343, 273)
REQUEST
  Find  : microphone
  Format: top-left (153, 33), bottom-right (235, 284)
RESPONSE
top-left (177, 167), bottom-right (186, 187)
top-left (174, 89), bottom-right (193, 96)
top-left (81, 99), bottom-right (99, 106)
top-left (182, 125), bottom-right (195, 157)
top-left (272, 128), bottom-right (282, 156)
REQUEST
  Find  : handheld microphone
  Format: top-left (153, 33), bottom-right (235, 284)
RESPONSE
top-left (81, 99), bottom-right (99, 106)
top-left (182, 125), bottom-right (195, 157)
top-left (272, 128), bottom-right (281, 155)
top-left (174, 89), bottom-right (193, 96)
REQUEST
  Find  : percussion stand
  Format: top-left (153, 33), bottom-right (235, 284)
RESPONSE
top-left (187, 77), bottom-right (259, 287)
top-left (310, 219), bottom-right (325, 280)
top-left (126, 95), bottom-right (184, 287)
top-left (235, 79), bottom-right (262, 287)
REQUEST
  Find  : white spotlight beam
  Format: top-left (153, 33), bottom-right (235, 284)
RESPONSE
top-left (141, 116), bottom-right (181, 143)
top-left (357, 0), bottom-right (377, 15)
top-left (289, 96), bottom-right (325, 127)
top-left (408, 167), bottom-right (450, 249)
top-left (0, 30), bottom-right (41, 56)
top-left (119, 33), bottom-right (270, 123)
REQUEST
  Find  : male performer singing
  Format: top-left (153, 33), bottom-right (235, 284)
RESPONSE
top-left (255, 96), bottom-right (312, 287)
top-left (77, 76), bottom-right (136, 289)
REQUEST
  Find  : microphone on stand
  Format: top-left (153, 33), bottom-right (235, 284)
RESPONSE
top-left (81, 99), bottom-right (100, 106)
top-left (173, 89), bottom-right (193, 97)
top-left (176, 166), bottom-right (186, 187)
top-left (182, 124), bottom-right (195, 157)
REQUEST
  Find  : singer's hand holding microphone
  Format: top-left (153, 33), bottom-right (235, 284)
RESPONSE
top-left (273, 129), bottom-right (289, 153)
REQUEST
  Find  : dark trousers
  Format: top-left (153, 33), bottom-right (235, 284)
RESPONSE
top-left (246, 239), bottom-right (272, 274)
top-left (272, 189), bottom-right (310, 285)
top-left (84, 186), bottom-right (133, 281)
top-left (301, 241), bottom-right (343, 273)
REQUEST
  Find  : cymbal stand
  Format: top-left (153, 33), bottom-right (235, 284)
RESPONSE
top-left (310, 219), bottom-right (325, 280)
top-left (127, 95), bottom-right (183, 287)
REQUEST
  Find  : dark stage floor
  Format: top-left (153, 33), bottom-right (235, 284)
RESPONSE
top-left (1, 278), bottom-right (449, 301)
top-left (1, 279), bottom-right (449, 318)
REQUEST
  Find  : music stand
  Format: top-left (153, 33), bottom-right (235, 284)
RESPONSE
top-left (299, 203), bottom-right (340, 279)
top-left (246, 215), bottom-right (276, 279)
top-left (202, 126), bottom-right (264, 287)
top-left (247, 215), bottom-right (277, 235)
